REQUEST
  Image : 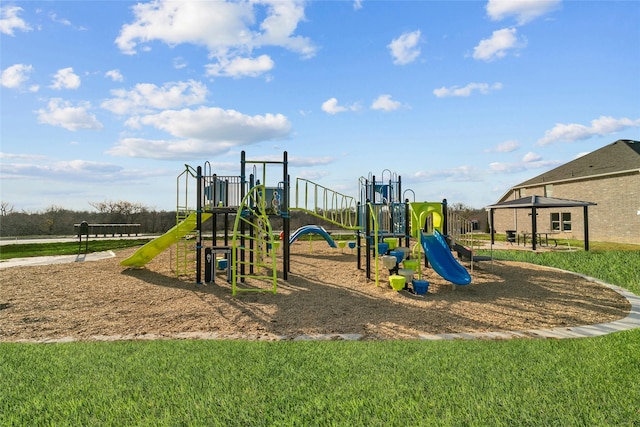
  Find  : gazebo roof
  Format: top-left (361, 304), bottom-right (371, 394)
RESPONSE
top-left (485, 195), bottom-right (596, 210)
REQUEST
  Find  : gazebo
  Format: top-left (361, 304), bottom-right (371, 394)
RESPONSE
top-left (485, 196), bottom-right (597, 251)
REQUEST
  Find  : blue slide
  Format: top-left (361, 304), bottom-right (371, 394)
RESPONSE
top-left (420, 230), bottom-right (472, 285)
top-left (289, 225), bottom-right (337, 248)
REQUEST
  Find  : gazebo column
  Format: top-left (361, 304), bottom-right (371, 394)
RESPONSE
top-left (584, 206), bottom-right (590, 251)
top-left (489, 208), bottom-right (495, 245)
top-left (531, 206), bottom-right (537, 251)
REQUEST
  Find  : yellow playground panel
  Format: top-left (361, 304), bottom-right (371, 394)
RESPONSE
top-left (409, 202), bottom-right (443, 237)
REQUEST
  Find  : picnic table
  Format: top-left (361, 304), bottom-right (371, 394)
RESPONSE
top-left (74, 223), bottom-right (141, 237)
top-left (518, 232), bottom-right (558, 247)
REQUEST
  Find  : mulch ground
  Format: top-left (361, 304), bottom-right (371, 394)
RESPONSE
top-left (0, 241), bottom-right (630, 342)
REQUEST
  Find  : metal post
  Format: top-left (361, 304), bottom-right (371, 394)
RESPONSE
top-left (442, 198), bottom-right (448, 236)
top-left (531, 207), bottom-right (537, 251)
top-left (196, 166), bottom-right (203, 284)
top-left (584, 206), bottom-right (590, 251)
top-left (365, 200), bottom-right (371, 280)
top-left (405, 199), bottom-right (410, 248)
top-left (283, 151), bottom-right (289, 279)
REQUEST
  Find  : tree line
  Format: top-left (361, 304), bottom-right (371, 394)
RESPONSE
top-left (0, 201), bottom-right (176, 238)
top-left (0, 200), bottom-right (487, 238)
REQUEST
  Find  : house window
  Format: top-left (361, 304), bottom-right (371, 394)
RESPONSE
top-left (551, 212), bottom-right (572, 231)
top-left (562, 213), bottom-right (572, 231)
top-left (545, 184), bottom-right (553, 197)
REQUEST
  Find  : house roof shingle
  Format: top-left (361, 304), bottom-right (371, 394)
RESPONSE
top-left (515, 139), bottom-right (640, 188)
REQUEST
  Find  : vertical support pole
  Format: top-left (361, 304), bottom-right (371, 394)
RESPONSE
top-left (224, 179), bottom-right (229, 245)
top-left (224, 212), bottom-right (229, 246)
top-left (249, 174), bottom-right (255, 275)
top-left (531, 207), bottom-right (537, 251)
top-left (240, 151), bottom-right (246, 279)
top-left (583, 206), bottom-right (590, 251)
top-left (489, 209), bottom-right (495, 245)
top-left (365, 200), bottom-right (371, 280)
top-left (212, 176), bottom-right (218, 245)
top-left (283, 151), bottom-right (290, 279)
top-left (442, 198), bottom-right (448, 236)
top-left (196, 165), bottom-right (203, 284)
top-left (404, 199), bottom-right (410, 247)
top-left (357, 202), bottom-right (362, 270)
top-left (371, 175), bottom-right (376, 204)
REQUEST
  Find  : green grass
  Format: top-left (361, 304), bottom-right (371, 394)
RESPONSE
top-left (1, 242), bottom-right (640, 424)
top-left (469, 233), bottom-right (640, 252)
top-left (2, 336), bottom-right (639, 426)
top-left (476, 249), bottom-right (640, 295)
top-left (0, 239), bottom-right (151, 260)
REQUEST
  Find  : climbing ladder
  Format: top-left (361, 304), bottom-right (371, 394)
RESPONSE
top-left (231, 185), bottom-right (278, 296)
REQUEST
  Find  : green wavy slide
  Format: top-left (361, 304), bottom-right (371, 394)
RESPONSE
top-left (120, 212), bottom-right (212, 267)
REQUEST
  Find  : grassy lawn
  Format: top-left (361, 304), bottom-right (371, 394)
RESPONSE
top-left (475, 249), bottom-right (640, 295)
top-left (2, 335), bottom-right (639, 426)
top-left (0, 239), bottom-right (152, 260)
top-left (1, 241), bottom-right (639, 424)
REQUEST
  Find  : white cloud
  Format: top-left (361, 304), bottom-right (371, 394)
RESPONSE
top-left (0, 64), bottom-right (33, 89)
top-left (486, 0), bottom-right (561, 25)
top-left (50, 67), bottom-right (81, 90)
top-left (101, 80), bottom-right (208, 115)
top-left (371, 94), bottom-right (401, 112)
top-left (49, 12), bottom-right (71, 27)
top-left (206, 54), bottom-right (274, 78)
top-left (489, 157), bottom-right (561, 173)
top-left (0, 159), bottom-right (130, 182)
top-left (36, 98), bottom-right (103, 131)
top-left (173, 57), bottom-right (188, 70)
top-left (288, 156), bottom-right (336, 167)
top-left (433, 82), bottom-right (503, 97)
top-left (412, 165), bottom-right (481, 183)
top-left (321, 98), bottom-right (359, 115)
top-left (296, 168), bottom-right (331, 181)
top-left (115, 0), bottom-right (315, 64)
top-left (388, 30), bottom-right (422, 65)
top-left (109, 106), bottom-right (292, 159)
top-left (522, 151), bottom-right (541, 162)
top-left (353, 0), bottom-right (364, 11)
top-left (0, 152), bottom-right (46, 160)
top-left (485, 140), bottom-right (519, 153)
top-left (105, 69), bottom-right (124, 82)
top-left (537, 116), bottom-right (640, 145)
top-left (322, 98), bottom-right (345, 114)
top-left (0, 5), bottom-right (32, 36)
top-left (473, 28), bottom-right (524, 61)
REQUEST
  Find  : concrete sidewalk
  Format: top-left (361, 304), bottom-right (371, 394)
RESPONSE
top-left (0, 235), bottom-right (154, 246)
top-left (0, 251), bottom-right (116, 269)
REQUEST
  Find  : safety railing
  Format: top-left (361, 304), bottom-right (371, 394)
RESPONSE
top-left (294, 178), bottom-right (359, 229)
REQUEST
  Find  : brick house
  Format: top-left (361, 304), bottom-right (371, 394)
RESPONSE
top-left (489, 139), bottom-right (640, 245)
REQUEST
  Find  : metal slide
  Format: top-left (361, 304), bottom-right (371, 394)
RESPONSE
top-left (120, 212), bottom-right (212, 267)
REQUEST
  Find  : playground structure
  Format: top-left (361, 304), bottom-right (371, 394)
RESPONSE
top-left (121, 151), bottom-right (478, 295)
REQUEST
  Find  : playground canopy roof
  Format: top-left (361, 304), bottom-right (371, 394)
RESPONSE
top-left (485, 196), bottom-right (597, 251)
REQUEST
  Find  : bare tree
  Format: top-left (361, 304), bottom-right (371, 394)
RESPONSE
top-left (89, 200), bottom-right (147, 223)
top-left (0, 201), bottom-right (15, 216)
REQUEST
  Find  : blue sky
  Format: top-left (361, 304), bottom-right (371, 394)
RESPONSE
top-left (1, 0), bottom-right (639, 212)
